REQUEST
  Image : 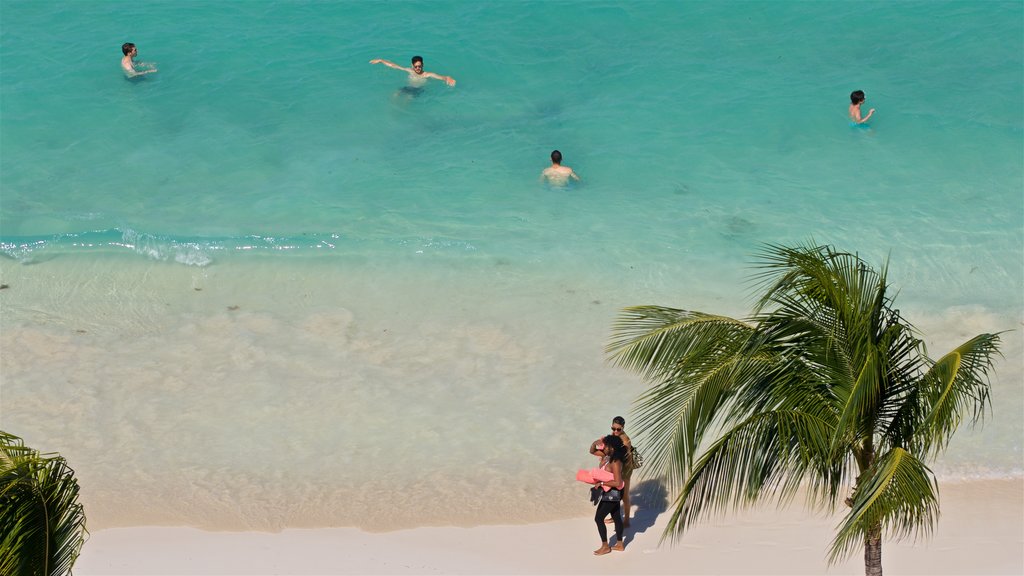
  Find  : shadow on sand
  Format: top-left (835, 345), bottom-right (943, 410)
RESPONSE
top-left (625, 478), bottom-right (670, 545)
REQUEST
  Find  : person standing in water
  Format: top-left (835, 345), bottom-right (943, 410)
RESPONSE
top-left (369, 55), bottom-right (456, 95)
top-left (121, 43), bottom-right (157, 77)
top-left (540, 150), bottom-right (581, 186)
top-left (849, 90), bottom-right (875, 125)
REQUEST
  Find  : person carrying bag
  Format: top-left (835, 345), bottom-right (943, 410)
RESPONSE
top-left (587, 434), bottom-right (627, 555)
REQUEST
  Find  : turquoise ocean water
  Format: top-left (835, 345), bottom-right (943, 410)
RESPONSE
top-left (1, 1), bottom-right (1022, 531)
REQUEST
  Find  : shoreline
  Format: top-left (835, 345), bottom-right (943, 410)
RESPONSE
top-left (2, 256), bottom-right (1022, 535)
top-left (75, 478), bottom-right (1023, 575)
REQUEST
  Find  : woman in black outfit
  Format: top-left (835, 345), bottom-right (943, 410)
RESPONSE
top-left (592, 433), bottom-right (626, 555)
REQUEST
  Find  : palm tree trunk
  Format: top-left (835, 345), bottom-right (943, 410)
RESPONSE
top-left (864, 522), bottom-right (882, 576)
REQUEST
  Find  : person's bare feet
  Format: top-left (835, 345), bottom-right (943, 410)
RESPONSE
top-left (612, 540), bottom-right (625, 551)
top-left (593, 544), bottom-right (612, 555)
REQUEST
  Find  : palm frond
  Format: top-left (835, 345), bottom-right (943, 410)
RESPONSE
top-left (828, 447), bottom-right (939, 563)
top-left (0, 431), bottom-right (88, 576)
top-left (609, 307), bottom-right (761, 482)
top-left (663, 409), bottom-right (835, 542)
top-left (834, 345), bottom-right (884, 445)
top-left (916, 333), bottom-right (1002, 456)
top-left (874, 322), bottom-right (929, 449)
top-left (608, 306), bottom-right (754, 382)
top-left (751, 243), bottom-right (879, 320)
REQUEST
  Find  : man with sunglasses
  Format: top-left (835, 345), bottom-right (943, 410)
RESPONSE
top-left (369, 55), bottom-right (456, 96)
top-left (589, 416), bottom-right (634, 527)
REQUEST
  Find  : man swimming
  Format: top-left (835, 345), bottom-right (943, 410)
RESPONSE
top-left (541, 150), bottom-right (581, 186)
top-left (849, 90), bottom-right (875, 125)
top-left (121, 43), bottom-right (157, 77)
top-left (369, 55), bottom-right (456, 93)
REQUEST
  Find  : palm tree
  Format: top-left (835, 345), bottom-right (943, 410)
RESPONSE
top-left (0, 431), bottom-right (88, 576)
top-left (607, 243), bottom-right (1002, 576)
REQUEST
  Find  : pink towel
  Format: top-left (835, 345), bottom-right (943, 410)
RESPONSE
top-left (575, 468), bottom-right (614, 485)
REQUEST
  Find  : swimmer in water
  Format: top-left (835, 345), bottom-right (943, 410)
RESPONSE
top-left (121, 43), bottom-right (157, 78)
top-left (849, 90), bottom-right (875, 125)
top-left (541, 150), bottom-right (581, 186)
top-left (369, 55), bottom-right (456, 96)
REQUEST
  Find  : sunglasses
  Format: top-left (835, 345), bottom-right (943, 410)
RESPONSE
top-left (611, 427), bottom-right (623, 432)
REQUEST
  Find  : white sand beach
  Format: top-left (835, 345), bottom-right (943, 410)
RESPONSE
top-left (76, 478), bottom-right (1022, 575)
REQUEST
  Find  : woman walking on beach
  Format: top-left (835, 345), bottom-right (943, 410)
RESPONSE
top-left (590, 416), bottom-right (634, 527)
top-left (591, 434), bottom-right (626, 555)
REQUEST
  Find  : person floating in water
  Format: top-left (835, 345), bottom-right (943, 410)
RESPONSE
top-left (369, 55), bottom-right (456, 96)
top-left (121, 43), bottom-right (157, 77)
top-left (541, 150), bottom-right (581, 186)
top-left (849, 90), bottom-right (875, 125)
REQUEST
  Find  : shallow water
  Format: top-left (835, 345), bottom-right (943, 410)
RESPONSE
top-left (1, 1), bottom-right (1021, 530)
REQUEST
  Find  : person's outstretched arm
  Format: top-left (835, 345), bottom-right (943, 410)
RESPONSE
top-left (369, 59), bottom-right (411, 73)
top-left (424, 71), bottom-right (456, 86)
